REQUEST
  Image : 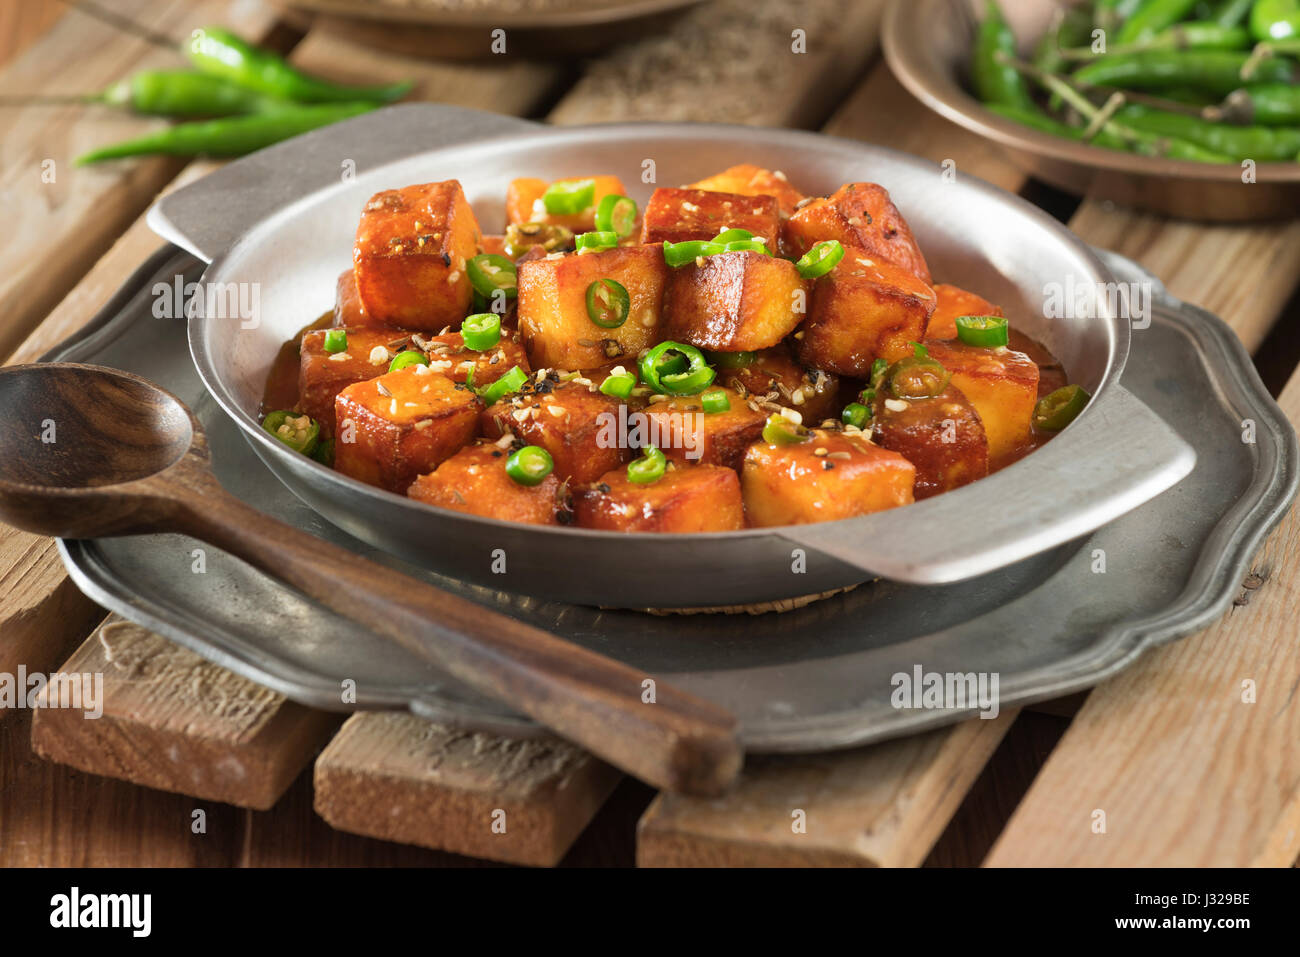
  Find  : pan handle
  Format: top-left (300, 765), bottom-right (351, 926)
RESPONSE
top-left (775, 383), bottom-right (1197, 584)
top-left (146, 103), bottom-right (540, 263)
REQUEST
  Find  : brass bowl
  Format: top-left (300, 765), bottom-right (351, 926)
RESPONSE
top-left (882, 0), bottom-right (1300, 221)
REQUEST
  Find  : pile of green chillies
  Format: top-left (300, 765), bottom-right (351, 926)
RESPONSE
top-left (76, 27), bottom-right (412, 165)
top-left (971, 0), bottom-right (1300, 164)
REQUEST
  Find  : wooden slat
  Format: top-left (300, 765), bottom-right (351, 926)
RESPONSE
top-left (314, 713), bottom-right (621, 867)
top-left (30, 618), bottom-right (341, 809)
top-left (638, 713), bottom-right (1014, 867)
top-left (986, 372), bottom-right (1300, 866)
top-left (548, 0), bottom-right (887, 128)
top-left (0, 0), bottom-right (278, 363)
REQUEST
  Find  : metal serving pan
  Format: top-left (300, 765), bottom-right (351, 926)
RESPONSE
top-left (884, 0), bottom-right (1300, 222)
top-left (148, 104), bottom-right (1195, 609)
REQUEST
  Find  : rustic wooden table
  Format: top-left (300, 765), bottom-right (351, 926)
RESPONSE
top-left (2, 0), bottom-right (1298, 868)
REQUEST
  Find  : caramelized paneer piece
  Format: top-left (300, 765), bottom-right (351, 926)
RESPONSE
top-left (641, 188), bottom-right (781, 246)
top-left (334, 366), bottom-right (481, 494)
top-left (798, 252), bottom-right (937, 374)
top-left (872, 384), bottom-right (989, 499)
top-left (639, 388), bottom-right (766, 472)
top-left (299, 327), bottom-right (411, 435)
top-left (517, 245), bottom-right (668, 370)
top-left (785, 183), bottom-right (931, 283)
top-left (742, 428), bottom-right (915, 526)
top-left (663, 250), bottom-right (805, 352)
top-left (687, 164), bottom-right (806, 216)
top-left (575, 463), bottom-right (745, 533)
top-left (926, 284), bottom-right (1004, 340)
top-left (353, 180), bottom-right (479, 331)
top-left (423, 330), bottom-right (530, 387)
top-left (922, 340), bottom-right (1039, 467)
top-left (333, 269), bottom-right (368, 327)
top-left (408, 441), bottom-right (563, 525)
top-left (505, 175), bottom-right (627, 233)
top-left (481, 378), bottom-right (630, 484)
top-left (721, 348), bottom-right (840, 424)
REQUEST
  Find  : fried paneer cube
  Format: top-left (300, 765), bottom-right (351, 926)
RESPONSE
top-left (505, 175), bottom-right (628, 234)
top-left (798, 252), bottom-right (937, 374)
top-left (872, 384), bottom-right (989, 499)
top-left (408, 440), bottom-right (564, 525)
top-left (422, 330), bottom-right (530, 387)
top-left (687, 164), bottom-right (806, 216)
top-left (923, 339), bottom-right (1039, 466)
top-left (742, 428), bottom-right (915, 526)
top-left (639, 388), bottom-right (766, 472)
top-left (334, 366), bottom-right (481, 493)
top-left (353, 180), bottom-right (480, 330)
top-left (926, 284), bottom-right (1004, 340)
top-left (720, 348), bottom-right (841, 424)
top-left (299, 327), bottom-right (412, 436)
top-left (332, 269), bottom-right (368, 327)
top-left (481, 378), bottom-right (630, 484)
top-left (575, 463), bottom-right (745, 532)
top-left (785, 182), bottom-right (931, 283)
top-left (517, 245), bottom-right (668, 370)
top-left (641, 187), bottom-right (782, 246)
top-left (663, 250), bottom-right (806, 352)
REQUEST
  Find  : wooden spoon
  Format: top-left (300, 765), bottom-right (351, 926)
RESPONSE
top-left (0, 362), bottom-right (742, 796)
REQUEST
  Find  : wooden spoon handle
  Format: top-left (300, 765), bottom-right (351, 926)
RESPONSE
top-left (171, 483), bottom-right (742, 796)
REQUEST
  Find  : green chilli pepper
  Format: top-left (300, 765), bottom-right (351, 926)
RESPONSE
top-left (627, 446), bottom-right (667, 484)
top-left (461, 313), bottom-right (501, 351)
top-left (841, 403), bottom-right (871, 429)
top-left (478, 366), bottom-right (528, 405)
top-left (794, 240), bottom-right (845, 279)
top-left (1033, 4), bottom-right (1095, 75)
top-left (1071, 50), bottom-right (1299, 95)
top-left (1034, 384), bottom-right (1091, 430)
top-left (542, 179), bottom-right (596, 215)
top-left (262, 410), bottom-right (320, 455)
top-left (955, 315), bottom-right (1010, 348)
top-left (595, 195), bottom-right (638, 237)
top-left (722, 240), bottom-right (772, 255)
top-left (886, 355), bottom-right (951, 400)
top-left (986, 103), bottom-right (1132, 151)
top-left (599, 371), bottom-right (637, 400)
top-left (972, 0), bottom-right (1036, 110)
top-left (1216, 83), bottom-right (1300, 124)
top-left (188, 26), bottom-right (411, 103)
top-left (103, 69), bottom-right (285, 116)
top-left (1211, 0), bottom-right (1256, 29)
top-left (1251, 0), bottom-right (1300, 41)
top-left (466, 254), bottom-right (517, 300)
top-left (503, 222), bottom-right (574, 259)
top-left (75, 101), bottom-right (375, 164)
top-left (638, 341), bottom-right (716, 396)
top-left (585, 279), bottom-right (631, 328)
top-left (663, 240), bottom-right (725, 267)
top-left (310, 438), bottom-right (334, 466)
top-left (323, 329), bottom-right (348, 353)
top-left (389, 350), bottom-right (428, 373)
top-left (701, 389), bottom-right (731, 414)
top-left (576, 231), bottom-right (620, 253)
top-left (1116, 0), bottom-right (1203, 45)
top-left (1117, 103), bottom-right (1300, 160)
top-left (505, 445), bottom-right (554, 486)
top-left (761, 413), bottom-right (810, 446)
top-left (1095, 0), bottom-right (1146, 33)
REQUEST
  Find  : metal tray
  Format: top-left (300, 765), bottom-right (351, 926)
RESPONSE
top-left (49, 245), bottom-right (1297, 752)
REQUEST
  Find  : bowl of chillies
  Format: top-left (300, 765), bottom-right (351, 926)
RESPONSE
top-left (883, 0), bottom-right (1300, 221)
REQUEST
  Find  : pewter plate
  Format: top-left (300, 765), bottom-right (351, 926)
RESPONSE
top-left (51, 247), bottom-right (1296, 751)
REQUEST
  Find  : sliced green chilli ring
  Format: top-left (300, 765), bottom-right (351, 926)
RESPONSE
top-left (707, 349), bottom-right (755, 370)
top-left (542, 178), bottom-right (596, 215)
top-left (585, 278), bottom-right (631, 328)
top-left (478, 365), bottom-right (528, 405)
top-left (701, 389), bottom-right (730, 414)
top-left (869, 358), bottom-right (889, 388)
top-left (955, 315), bottom-right (1009, 348)
top-left (1034, 384), bottom-right (1091, 431)
top-left (762, 413), bottom-right (809, 446)
top-left (713, 227), bottom-right (755, 244)
top-left (505, 445), bottom-right (554, 486)
top-left (595, 194), bottom-right (638, 237)
top-left (841, 402), bottom-right (871, 428)
top-left (466, 253), bottom-right (517, 300)
top-left (639, 340), bottom-right (716, 395)
top-left (461, 312), bottom-right (501, 351)
top-left (722, 240), bottom-right (772, 255)
top-left (886, 355), bottom-right (950, 400)
top-left (322, 328), bottom-right (348, 353)
top-left (389, 350), bottom-right (428, 373)
top-left (663, 240), bottom-right (725, 268)
top-left (795, 240), bottom-right (845, 279)
top-left (261, 410), bottom-right (320, 455)
top-left (600, 371), bottom-right (637, 399)
top-left (627, 445), bottom-right (667, 484)
top-left (576, 230), bottom-right (619, 253)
